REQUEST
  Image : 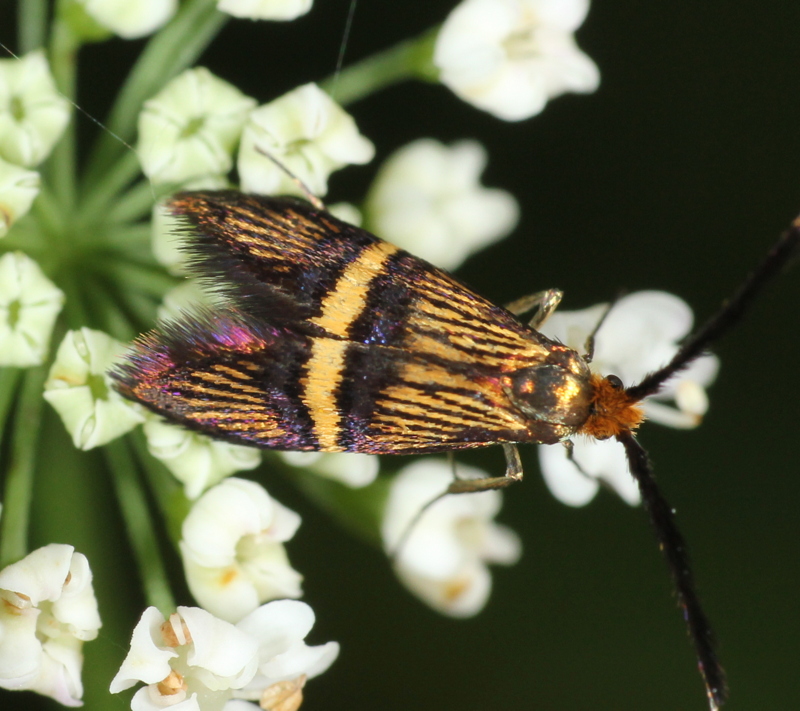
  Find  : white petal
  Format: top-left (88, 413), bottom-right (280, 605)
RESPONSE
top-left (44, 329), bottom-right (145, 449)
top-left (537, 443), bottom-right (600, 506)
top-left (255, 640), bottom-right (339, 686)
top-left (0, 51), bottom-right (70, 166)
top-left (237, 600), bottom-right (314, 659)
top-left (81, 0), bottom-right (177, 39)
top-left (0, 251), bottom-right (64, 366)
top-left (365, 138), bottom-right (518, 270)
top-left (110, 607), bottom-right (176, 692)
top-left (217, 0), bottom-right (313, 21)
top-left (238, 83), bottom-right (373, 197)
top-left (179, 607), bottom-right (258, 687)
top-left (138, 68), bottom-right (256, 184)
top-left (0, 159), bottom-right (39, 237)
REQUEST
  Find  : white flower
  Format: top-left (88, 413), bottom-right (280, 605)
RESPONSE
top-left (77, 0), bottom-right (177, 38)
top-left (180, 478), bottom-right (303, 622)
top-left (217, 0), bottom-right (313, 21)
top-left (326, 202), bottom-right (361, 227)
top-left (110, 601), bottom-right (338, 711)
top-left (280, 451), bottom-right (379, 488)
top-left (0, 544), bottom-right (101, 706)
top-left (434, 0), bottom-right (600, 121)
top-left (143, 416), bottom-right (261, 499)
top-left (238, 83), bottom-right (374, 197)
top-left (0, 50), bottom-right (71, 167)
top-left (138, 68), bottom-right (257, 185)
top-left (151, 175), bottom-right (228, 274)
top-left (364, 138), bottom-right (518, 270)
top-left (0, 252), bottom-right (64, 366)
top-left (382, 459), bottom-right (521, 617)
top-left (0, 159), bottom-right (40, 237)
top-left (537, 291), bottom-right (720, 506)
top-left (44, 328), bottom-right (145, 450)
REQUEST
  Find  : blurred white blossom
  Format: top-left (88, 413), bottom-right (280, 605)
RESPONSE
top-left (382, 459), bottom-right (521, 617)
top-left (0, 51), bottom-right (70, 167)
top-left (138, 68), bottom-right (256, 184)
top-left (0, 252), bottom-right (64, 366)
top-left (44, 328), bottom-right (145, 449)
top-left (326, 201), bottom-right (362, 227)
top-left (143, 416), bottom-right (261, 499)
top-left (365, 138), bottom-right (518, 270)
top-left (0, 544), bottom-right (101, 706)
top-left (0, 159), bottom-right (40, 237)
top-left (238, 82), bottom-right (374, 197)
top-left (537, 291), bottom-right (720, 506)
top-left (77, 0), bottom-right (177, 38)
top-left (180, 478), bottom-right (303, 622)
top-left (434, 0), bottom-right (599, 121)
top-left (280, 451), bottom-right (379, 488)
top-left (217, 0), bottom-right (313, 21)
top-left (110, 601), bottom-right (338, 711)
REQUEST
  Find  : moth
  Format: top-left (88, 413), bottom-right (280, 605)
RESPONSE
top-left (113, 190), bottom-right (800, 710)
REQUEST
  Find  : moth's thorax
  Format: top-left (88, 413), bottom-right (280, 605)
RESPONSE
top-left (506, 346), bottom-right (594, 443)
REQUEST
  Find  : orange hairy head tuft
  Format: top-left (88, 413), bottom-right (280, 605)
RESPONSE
top-left (578, 373), bottom-right (645, 440)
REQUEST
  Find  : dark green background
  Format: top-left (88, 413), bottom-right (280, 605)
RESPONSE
top-left (2, 2), bottom-right (799, 710)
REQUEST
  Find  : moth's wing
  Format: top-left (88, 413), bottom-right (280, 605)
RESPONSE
top-left (122, 191), bottom-right (564, 451)
top-left (113, 312), bottom-right (320, 450)
top-left (169, 191), bottom-right (381, 334)
top-left (170, 190), bottom-right (554, 356)
top-left (112, 310), bottom-right (547, 453)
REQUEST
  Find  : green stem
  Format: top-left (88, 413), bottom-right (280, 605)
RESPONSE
top-left (107, 222), bottom-right (153, 247)
top-left (18, 0), bottom-right (48, 53)
top-left (47, 17), bottom-right (80, 213)
top-left (106, 282), bottom-right (158, 331)
top-left (104, 438), bottom-right (176, 615)
top-left (77, 151), bottom-right (142, 225)
top-left (132, 430), bottom-right (190, 545)
top-left (0, 366), bottom-right (48, 568)
top-left (320, 26), bottom-right (440, 107)
top-left (105, 259), bottom-right (178, 299)
top-left (106, 180), bottom-right (168, 226)
top-left (82, 0), bottom-right (227, 192)
top-left (0, 368), bottom-right (23, 457)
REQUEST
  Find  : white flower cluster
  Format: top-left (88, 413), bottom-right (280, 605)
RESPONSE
top-left (0, 545), bottom-right (101, 706)
top-left (435, 0), bottom-right (599, 121)
top-left (110, 601), bottom-right (338, 711)
top-left (0, 52), bottom-right (68, 365)
top-left (537, 291), bottom-right (719, 506)
top-left (382, 459), bottom-right (521, 617)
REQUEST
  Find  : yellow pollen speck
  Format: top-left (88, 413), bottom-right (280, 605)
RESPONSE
top-left (157, 670), bottom-right (186, 696)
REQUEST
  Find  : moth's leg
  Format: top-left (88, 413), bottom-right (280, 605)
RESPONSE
top-left (390, 446), bottom-right (523, 560)
top-left (254, 146), bottom-right (326, 210)
top-left (583, 292), bottom-right (624, 362)
top-left (447, 444), bottom-right (524, 494)
top-left (564, 440), bottom-right (592, 479)
top-left (505, 289), bottom-right (563, 329)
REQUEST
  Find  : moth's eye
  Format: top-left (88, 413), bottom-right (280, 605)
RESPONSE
top-left (606, 374), bottom-right (624, 390)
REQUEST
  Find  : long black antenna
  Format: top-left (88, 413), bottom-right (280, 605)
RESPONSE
top-left (617, 431), bottom-right (727, 710)
top-left (627, 217), bottom-right (800, 401)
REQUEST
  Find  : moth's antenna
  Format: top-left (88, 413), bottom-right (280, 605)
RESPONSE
top-left (617, 430), bottom-right (727, 711)
top-left (253, 146), bottom-right (326, 210)
top-left (627, 217), bottom-right (800, 401)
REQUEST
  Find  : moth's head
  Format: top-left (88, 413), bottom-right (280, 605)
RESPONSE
top-left (578, 373), bottom-right (645, 440)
